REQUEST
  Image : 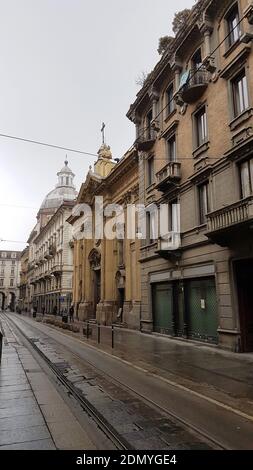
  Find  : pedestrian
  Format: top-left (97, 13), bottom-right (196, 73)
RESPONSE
top-left (69, 304), bottom-right (74, 323)
top-left (53, 305), bottom-right (57, 316)
top-left (62, 308), bottom-right (68, 324)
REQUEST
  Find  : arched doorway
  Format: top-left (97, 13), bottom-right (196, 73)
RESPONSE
top-left (88, 249), bottom-right (101, 319)
top-left (9, 292), bottom-right (16, 311)
top-left (0, 292), bottom-right (6, 310)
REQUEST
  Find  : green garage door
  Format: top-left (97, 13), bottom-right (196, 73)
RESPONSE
top-left (186, 278), bottom-right (218, 344)
top-left (152, 283), bottom-right (174, 335)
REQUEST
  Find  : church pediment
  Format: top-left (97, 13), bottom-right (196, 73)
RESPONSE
top-left (77, 172), bottom-right (104, 204)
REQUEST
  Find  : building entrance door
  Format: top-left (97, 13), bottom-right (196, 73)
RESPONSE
top-left (152, 283), bottom-right (174, 335)
top-left (235, 259), bottom-right (253, 352)
top-left (90, 268), bottom-right (101, 319)
top-left (185, 278), bottom-right (218, 344)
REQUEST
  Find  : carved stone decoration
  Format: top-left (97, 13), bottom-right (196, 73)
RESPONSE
top-left (148, 85), bottom-right (159, 102)
top-left (151, 119), bottom-right (160, 132)
top-left (88, 249), bottom-right (101, 270)
top-left (180, 103), bottom-right (188, 115)
top-left (123, 190), bottom-right (133, 206)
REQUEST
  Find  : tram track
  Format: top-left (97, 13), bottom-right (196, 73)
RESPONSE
top-left (3, 313), bottom-right (228, 450)
top-left (2, 313), bottom-right (131, 451)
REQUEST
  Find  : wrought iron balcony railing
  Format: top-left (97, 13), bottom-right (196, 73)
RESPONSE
top-left (135, 128), bottom-right (156, 151)
top-left (179, 67), bottom-right (210, 104)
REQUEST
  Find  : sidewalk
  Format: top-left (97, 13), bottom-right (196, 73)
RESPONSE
top-left (0, 315), bottom-right (96, 450)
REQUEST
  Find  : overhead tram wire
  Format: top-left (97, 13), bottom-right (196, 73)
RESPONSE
top-left (0, 13), bottom-right (249, 172)
top-left (0, 133), bottom-right (97, 158)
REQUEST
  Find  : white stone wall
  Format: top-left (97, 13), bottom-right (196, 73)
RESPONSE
top-left (0, 251), bottom-right (21, 309)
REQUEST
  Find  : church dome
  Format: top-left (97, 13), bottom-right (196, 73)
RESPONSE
top-left (40, 159), bottom-right (78, 211)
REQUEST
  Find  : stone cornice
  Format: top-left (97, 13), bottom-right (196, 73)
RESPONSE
top-left (127, 0), bottom-right (220, 119)
top-left (105, 150), bottom-right (138, 187)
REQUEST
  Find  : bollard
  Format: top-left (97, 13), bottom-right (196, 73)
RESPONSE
top-left (111, 325), bottom-right (114, 349)
top-left (97, 322), bottom-right (100, 344)
top-left (0, 330), bottom-right (3, 364)
top-left (86, 321), bottom-right (89, 340)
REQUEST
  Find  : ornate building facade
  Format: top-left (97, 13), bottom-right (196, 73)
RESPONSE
top-left (26, 160), bottom-right (78, 314)
top-left (0, 250), bottom-right (21, 311)
top-left (18, 247), bottom-right (29, 311)
top-left (127, 0), bottom-right (253, 352)
top-left (68, 144), bottom-right (141, 328)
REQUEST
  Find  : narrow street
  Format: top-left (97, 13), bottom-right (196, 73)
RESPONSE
top-left (1, 312), bottom-right (253, 450)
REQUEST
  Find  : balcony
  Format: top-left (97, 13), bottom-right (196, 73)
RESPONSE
top-left (156, 161), bottom-right (181, 192)
top-left (156, 233), bottom-right (182, 261)
top-left (135, 128), bottom-right (156, 152)
top-left (179, 67), bottom-right (209, 104)
top-left (206, 196), bottom-right (253, 246)
top-left (51, 265), bottom-right (62, 275)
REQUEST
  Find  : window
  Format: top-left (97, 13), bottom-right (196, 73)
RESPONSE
top-left (195, 107), bottom-right (208, 147)
top-left (0, 279), bottom-right (3, 287)
top-left (167, 135), bottom-right (176, 162)
top-left (10, 279), bottom-right (14, 287)
top-left (147, 157), bottom-right (154, 186)
top-left (169, 200), bottom-right (180, 233)
top-left (1, 252), bottom-right (7, 258)
top-left (232, 71), bottom-right (249, 117)
top-left (146, 110), bottom-right (153, 139)
top-left (240, 158), bottom-right (253, 198)
top-left (118, 240), bottom-right (124, 266)
top-left (199, 183), bottom-right (209, 225)
top-left (226, 4), bottom-right (240, 48)
top-left (11, 253), bottom-right (16, 259)
top-left (11, 268), bottom-right (15, 276)
top-left (147, 210), bottom-right (157, 244)
top-left (166, 84), bottom-right (174, 116)
top-left (192, 49), bottom-right (202, 70)
top-left (12, 260), bottom-right (15, 265)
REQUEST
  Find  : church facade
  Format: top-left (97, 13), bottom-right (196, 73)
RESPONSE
top-left (68, 144), bottom-right (141, 328)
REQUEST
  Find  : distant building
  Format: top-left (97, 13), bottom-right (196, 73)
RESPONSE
top-left (0, 250), bottom-right (21, 311)
top-left (25, 159), bottom-right (78, 313)
top-left (18, 247), bottom-right (29, 312)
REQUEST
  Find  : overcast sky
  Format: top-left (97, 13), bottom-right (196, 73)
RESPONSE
top-left (0, 0), bottom-right (194, 252)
